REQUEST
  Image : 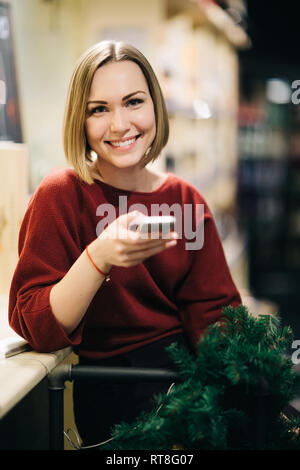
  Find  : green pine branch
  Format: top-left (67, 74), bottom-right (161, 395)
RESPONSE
top-left (99, 304), bottom-right (300, 450)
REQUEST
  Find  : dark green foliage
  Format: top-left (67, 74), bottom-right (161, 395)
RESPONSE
top-left (100, 304), bottom-right (300, 450)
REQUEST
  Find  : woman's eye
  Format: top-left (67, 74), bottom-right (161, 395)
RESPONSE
top-left (88, 105), bottom-right (108, 115)
top-left (127, 98), bottom-right (143, 107)
top-left (94, 106), bottom-right (108, 113)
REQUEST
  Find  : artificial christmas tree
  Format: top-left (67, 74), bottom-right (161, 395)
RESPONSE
top-left (100, 305), bottom-right (300, 450)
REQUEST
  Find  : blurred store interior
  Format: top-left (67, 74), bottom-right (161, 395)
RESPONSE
top-left (1, 0), bottom-right (300, 348)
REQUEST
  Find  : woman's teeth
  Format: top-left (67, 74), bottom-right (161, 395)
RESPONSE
top-left (110, 137), bottom-right (137, 147)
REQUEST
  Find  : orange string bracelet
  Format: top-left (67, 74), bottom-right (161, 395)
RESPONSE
top-left (85, 244), bottom-right (111, 281)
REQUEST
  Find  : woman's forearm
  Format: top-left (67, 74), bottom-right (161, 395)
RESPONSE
top-left (49, 241), bottom-right (111, 336)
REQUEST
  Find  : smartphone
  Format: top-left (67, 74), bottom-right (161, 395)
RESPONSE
top-left (134, 216), bottom-right (176, 236)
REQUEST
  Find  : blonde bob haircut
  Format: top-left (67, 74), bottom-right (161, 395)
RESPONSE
top-left (63, 40), bottom-right (169, 184)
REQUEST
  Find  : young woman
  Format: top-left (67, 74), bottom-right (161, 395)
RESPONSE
top-left (9, 40), bottom-right (241, 447)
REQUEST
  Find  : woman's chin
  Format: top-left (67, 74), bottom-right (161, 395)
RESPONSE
top-left (107, 153), bottom-right (145, 170)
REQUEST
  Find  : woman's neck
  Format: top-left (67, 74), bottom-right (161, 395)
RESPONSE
top-left (91, 159), bottom-right (166, 193)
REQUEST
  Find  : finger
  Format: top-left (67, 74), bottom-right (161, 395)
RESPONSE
top-left (125, 239), bottom-right (177, 263)
top-left (123, 233), bottom-right (178, 253)
top-left (119, 210), bottom-right (145, 229)
top-left (126, 230), bottom-right (178, 245)
top-left (128, 241), bottom-right (177, 265)
top-left (114, 211), bottom-right (146, 240)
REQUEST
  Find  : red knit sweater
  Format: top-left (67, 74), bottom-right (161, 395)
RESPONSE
top-left (8, 168), bottom-right (241, 358)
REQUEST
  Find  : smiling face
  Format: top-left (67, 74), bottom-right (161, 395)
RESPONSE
top-left (85, 60), bottom-right (156, 172)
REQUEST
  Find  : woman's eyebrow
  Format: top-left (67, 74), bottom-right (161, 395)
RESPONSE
top-left (87, 90), bottom-right (146, 105)
top-left (122, 90), bottom-right (147, 101)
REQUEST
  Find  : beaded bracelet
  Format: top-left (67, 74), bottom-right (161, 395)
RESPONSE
top-left (85, 244), bottom-right (111, 282)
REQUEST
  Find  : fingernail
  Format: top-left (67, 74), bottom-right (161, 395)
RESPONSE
top-left (166, 240), bottom-right (177, 247)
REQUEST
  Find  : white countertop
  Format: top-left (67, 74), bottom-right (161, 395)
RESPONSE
top-left (0, 293), bottom-right (72, 419)
top-left (0, 346), bottom-right (72, 419)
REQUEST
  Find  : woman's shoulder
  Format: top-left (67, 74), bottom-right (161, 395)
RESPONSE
top-left (28, 167), bottom-right (83, 209)
top-left (38, 167), bottom-right (80, 191)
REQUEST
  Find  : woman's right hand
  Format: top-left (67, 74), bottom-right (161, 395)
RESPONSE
top-left (88, 211), bottom-right (178, 273)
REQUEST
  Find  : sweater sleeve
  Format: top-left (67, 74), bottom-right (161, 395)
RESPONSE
top-left (8, 171), bottom-right (85, 352)
top-left (176, 200), bottom-right (242, 349)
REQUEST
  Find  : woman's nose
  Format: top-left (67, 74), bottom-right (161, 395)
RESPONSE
top-left (109, 108), bottom-right (130, 133)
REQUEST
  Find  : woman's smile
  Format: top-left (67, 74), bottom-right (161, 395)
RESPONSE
top-left (105, 133), bottom-right (143, 150)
